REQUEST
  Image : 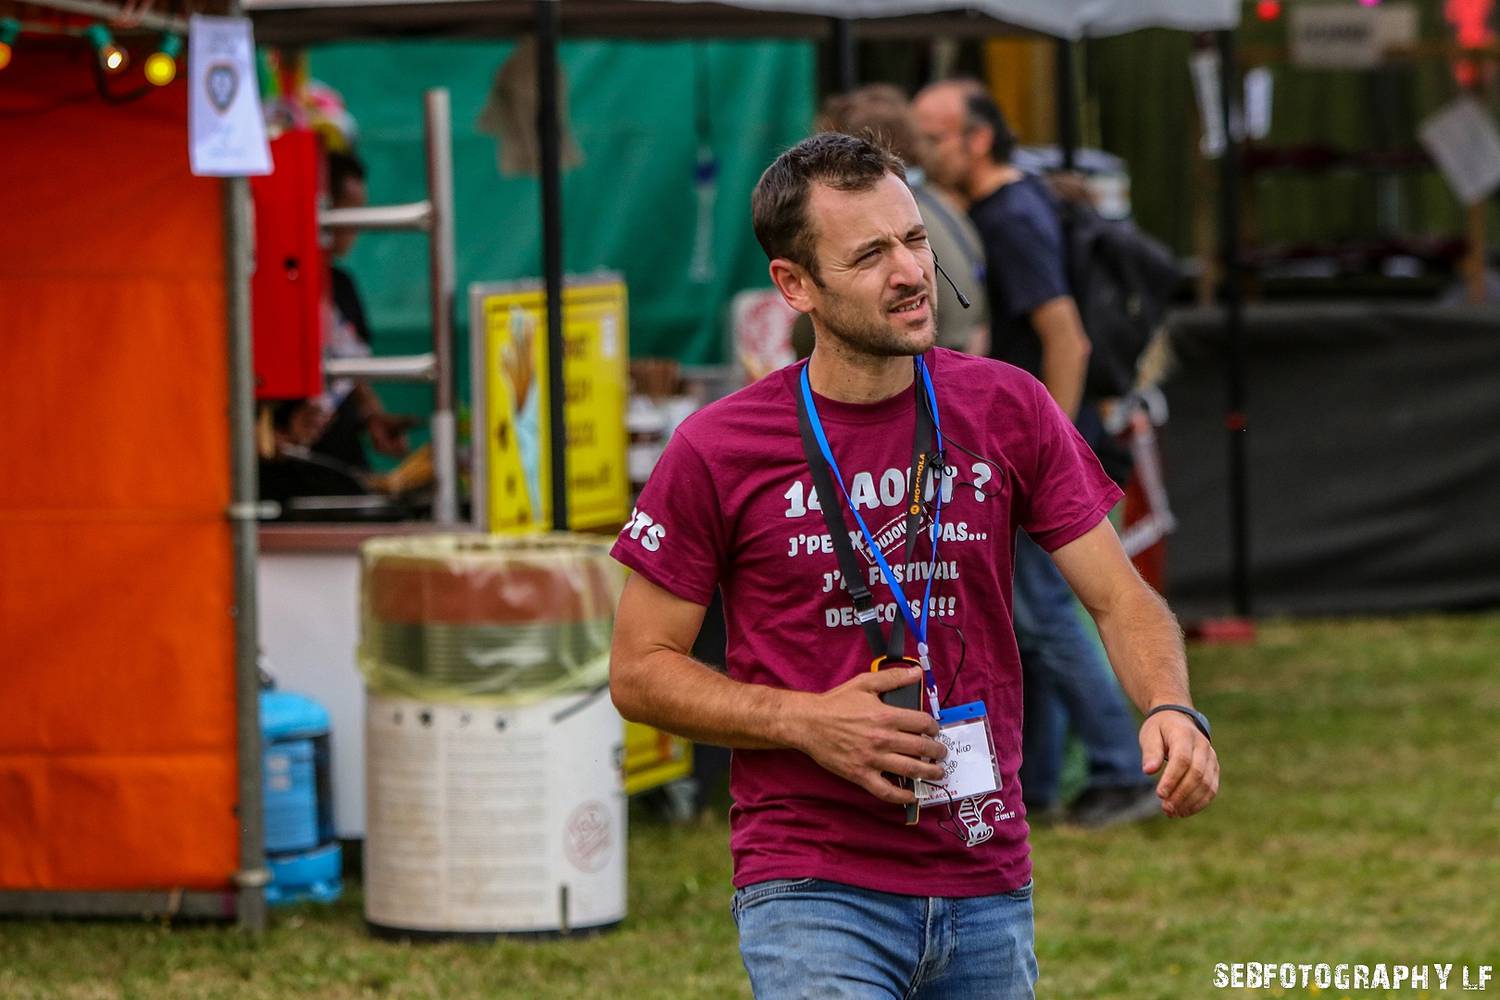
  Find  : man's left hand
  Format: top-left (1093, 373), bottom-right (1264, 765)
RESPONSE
top-left (1140, 711), bottom-right (1219, 818)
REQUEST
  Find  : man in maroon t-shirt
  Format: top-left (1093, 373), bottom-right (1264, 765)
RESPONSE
top-left (610, 133), bottom-right (1218, 999)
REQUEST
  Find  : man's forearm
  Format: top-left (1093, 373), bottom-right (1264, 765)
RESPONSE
top-left (1091, 585), bottom-right (1191, 714)
top-left (611, 649), bottom-right (808, 751)
top-left (1032, 297), bottom-right (1090, 420)
top-left (1040, 348), bottom-right (1086, 420)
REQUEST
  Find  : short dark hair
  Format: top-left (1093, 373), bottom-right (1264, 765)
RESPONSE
top-left (751, 132), bottom-right (906, 280)
top-left (963, 92), bottom-right (1017, 164)
top-left (327, 150), bottom-right (366, 197)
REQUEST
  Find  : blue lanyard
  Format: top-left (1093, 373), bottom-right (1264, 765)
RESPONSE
top-left (799, 357), bottom-right (946, 682)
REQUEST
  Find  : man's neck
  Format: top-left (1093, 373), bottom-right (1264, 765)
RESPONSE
top-left (969, 162), bottom-right (1023, 203)
top-left (806, 340), bottom-right (914, 404)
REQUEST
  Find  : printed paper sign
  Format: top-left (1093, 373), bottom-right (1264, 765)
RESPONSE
top-left (188, 15), bottom-right (271, 177)
top-left (1289, 6), bottom-right (1382, 69)
top-left (472, 275), bottom-right (631, 533)
top-left (1419, 96), bottom-right (1500, 206)
top-left (1289, 4), bottom-right (1417, 70)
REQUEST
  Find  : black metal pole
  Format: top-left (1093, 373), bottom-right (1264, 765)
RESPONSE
top-left (831, 18), bottom-right (856, 91)
top-left (1054, 37), bottom-right (1077, 172)
top-left (1216, 29), bottom-right (1251, 617)
top-left (537, 0), bottom-right (569, 531)
top-left (1054, 36), bottom-right (1080, 294)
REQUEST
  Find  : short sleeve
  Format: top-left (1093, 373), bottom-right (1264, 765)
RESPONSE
top-left (1016, 380), bottom-right (1123, 552)
top-left (610, 429), bottom-right (725, 606)
top-left (987, 213), bottom-right (1069, 319)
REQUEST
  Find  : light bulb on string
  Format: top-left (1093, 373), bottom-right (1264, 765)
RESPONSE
top-left (1255, 0), bottom-right (1281, 20)
top-left (0, 18), bottom-right (20, 71)
top-left (85, 23), bottom-right (128, 74)
top-left (144, 33), bottom-right (181, 86)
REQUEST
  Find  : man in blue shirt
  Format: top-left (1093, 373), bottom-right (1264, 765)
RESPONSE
top-left (913, 80), bottom-right (1159, 827)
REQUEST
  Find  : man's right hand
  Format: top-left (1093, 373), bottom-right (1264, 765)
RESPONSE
top-left (788, 667), bottom-right (947, 805)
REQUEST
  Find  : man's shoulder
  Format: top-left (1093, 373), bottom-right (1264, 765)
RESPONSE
top-left (673, 366), bottom-right (796, 449)
top-left (970, 174), bottom-right (1056, 230)
top-left (928, 348), bottom-right (1040, 411)
top-left (930, 346), bottom-right (1035, 384)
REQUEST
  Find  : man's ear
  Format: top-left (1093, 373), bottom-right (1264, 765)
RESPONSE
top-left (769, 258), bottom-right (818, 315)
top-left (965, 124), bottom-right (992, 162)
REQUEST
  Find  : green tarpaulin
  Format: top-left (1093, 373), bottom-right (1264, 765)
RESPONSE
top-left (314, 39), bottom-right (815, 381)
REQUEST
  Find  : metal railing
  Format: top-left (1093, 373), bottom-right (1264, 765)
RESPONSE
top-left (317, 88), bottom-right (458, 524)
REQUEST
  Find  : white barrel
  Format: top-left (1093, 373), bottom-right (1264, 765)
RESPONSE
top-left (363, 688), bottom-right (625, 936)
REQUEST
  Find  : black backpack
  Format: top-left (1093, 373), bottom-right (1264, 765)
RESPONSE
top-left (1060, 201), bottom-right (1180, 400)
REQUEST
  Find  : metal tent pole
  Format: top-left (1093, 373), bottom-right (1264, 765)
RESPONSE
top-left (1216, 28), bottom-right (1251, 618)
top-left (425, 88), bottom-right (459, 526)
top-left (537, 0), bottom-right (569, 531)
top-left (831, 18), bottom-right (857, 91)
top-left (224, 174), bottom-right (268, 935)
top-left (1054, 36), bottom-right (1077, 172)
top-left (1054, 36), bottom-right (1080, 294)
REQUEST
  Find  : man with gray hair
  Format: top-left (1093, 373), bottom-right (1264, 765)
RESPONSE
top-left (913, 80), bottom-right (1162, 828)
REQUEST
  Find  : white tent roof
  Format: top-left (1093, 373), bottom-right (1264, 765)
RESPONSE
top-left (665, 0), bottom-right (1240, 40)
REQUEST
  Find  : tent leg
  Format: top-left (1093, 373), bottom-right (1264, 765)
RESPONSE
top-left (831, 18), bottom-right (857, 92)
top-left (224, 172), bottom-right (268, 934)
top-left (1054, 36), bottom-right (1077, 172)
top-left (536, 0), bottom-right (569, 531)
top-left (1216, 28), bottom-right (1252, 620)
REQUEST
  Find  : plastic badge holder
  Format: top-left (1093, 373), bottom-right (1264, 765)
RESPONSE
top-left (917, 701), bottom-right (1001, 806)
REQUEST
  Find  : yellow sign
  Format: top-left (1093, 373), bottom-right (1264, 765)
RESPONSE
top-left (473, 275), bottom-right (630, 533)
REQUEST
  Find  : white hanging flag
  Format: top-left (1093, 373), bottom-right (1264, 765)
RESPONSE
top-left (188, 15), bottom-right (271, 177)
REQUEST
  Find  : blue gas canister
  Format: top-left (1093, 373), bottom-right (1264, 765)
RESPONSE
top-left (259, 689), bottom-right (342, 905)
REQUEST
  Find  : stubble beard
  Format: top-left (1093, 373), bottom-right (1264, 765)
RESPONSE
top-left (816, 285), bottom-right (938, 359)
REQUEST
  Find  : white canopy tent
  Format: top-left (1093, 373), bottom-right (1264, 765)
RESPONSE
top-left (661, 0), bottom-right (1239, 39)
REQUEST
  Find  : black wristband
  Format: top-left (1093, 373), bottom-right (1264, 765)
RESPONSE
top-left (1143, 703), bottom-right (1211, 742)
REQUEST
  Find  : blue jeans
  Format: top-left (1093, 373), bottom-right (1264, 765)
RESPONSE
top-left (733, 878), bottom-right (1037, 999)
top-left (1012, 531), bottom-right (1145, 806)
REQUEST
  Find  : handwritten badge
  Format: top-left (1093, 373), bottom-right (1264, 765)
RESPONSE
top-left (917, 702), bottom-right (1001, 805)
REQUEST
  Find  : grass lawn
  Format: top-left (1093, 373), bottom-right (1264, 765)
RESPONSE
top-left (2, 615), bottom-right (1496, 999)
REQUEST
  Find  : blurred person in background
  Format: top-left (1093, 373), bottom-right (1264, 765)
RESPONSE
top-left (791, 84), bottom-right (989, 360)
top-left (264, 151), bottom-right (417, 501)
top-left (913, 80), bottom-right (1159, 828)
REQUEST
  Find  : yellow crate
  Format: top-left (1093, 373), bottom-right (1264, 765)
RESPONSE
top-left (623, 720), bottom-right (693, 796)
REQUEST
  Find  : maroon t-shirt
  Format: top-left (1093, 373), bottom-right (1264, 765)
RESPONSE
top-left (612, 348), bottom-right (1121, 896)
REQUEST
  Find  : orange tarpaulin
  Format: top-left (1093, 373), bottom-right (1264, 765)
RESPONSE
top-left (0, 44), bottom-right (239, 890)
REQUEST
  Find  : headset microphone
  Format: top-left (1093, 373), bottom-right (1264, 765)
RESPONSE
top-left (933, 257), bottom-right (972, 310)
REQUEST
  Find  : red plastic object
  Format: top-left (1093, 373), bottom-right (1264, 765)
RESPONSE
top-left (1187, 617), bottom-right (1257, 645)
top-left (250, 130), bottom-right (325, 400)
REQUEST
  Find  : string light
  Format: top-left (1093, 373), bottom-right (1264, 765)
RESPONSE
top-left (0, 18), bottom-right (19, 71)
top-left (144, 33), bottom-right (181, 86)
top-left (1255, 1), bottom-right (1282, 20)
top-left (85, 23), bottom-right (127, 74)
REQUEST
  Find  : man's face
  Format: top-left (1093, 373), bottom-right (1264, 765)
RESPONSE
top-left (330, 175), bottom-right (368, 259)
top-left (802, 172), bottom-right (937, 358)
top-left (912, 87), bottom-right (973, 192)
